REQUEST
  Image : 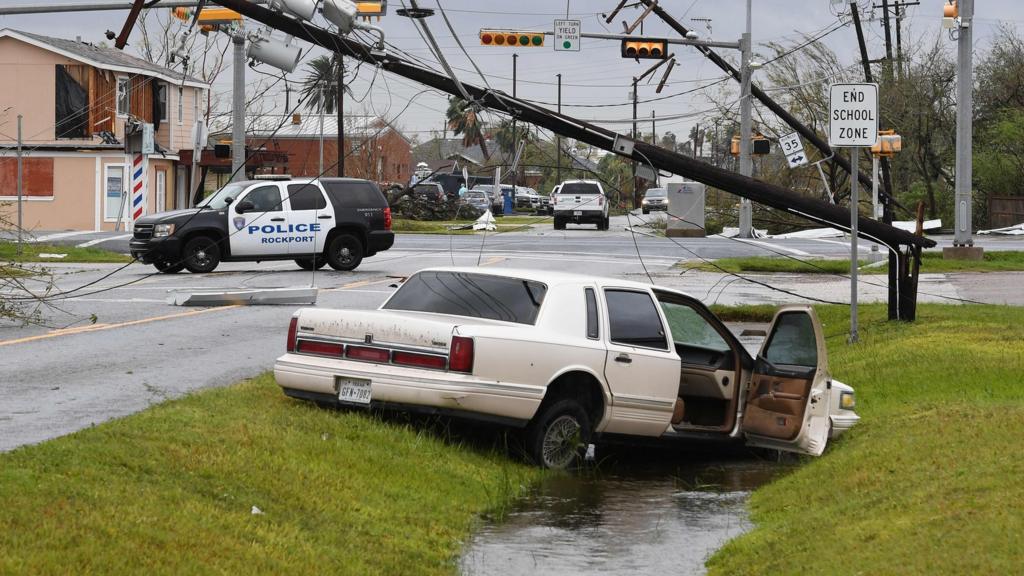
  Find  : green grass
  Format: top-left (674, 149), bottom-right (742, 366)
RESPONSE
top-left (392, 216), bottom-right (544, 235)
top-left (0, 374), bottom-right (541, 575)
top-left (684, 251), bottom-right (1024, 275)
top-left (0, 241), bottom-right (131, 263)
top-left (707, 304), bottom-right (1024, 575)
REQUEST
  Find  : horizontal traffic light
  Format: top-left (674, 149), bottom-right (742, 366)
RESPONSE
top-left (172, 7), bottom-right (242, 24)
top-left (621, 38), bottom-right (668, 59)
top-left (871, 130), bottom-right (902, 157)
top-left (480, 30), bottom-right (545, 47)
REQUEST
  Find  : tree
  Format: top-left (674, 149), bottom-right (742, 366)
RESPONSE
top-left (974, 109), bottom-right (1024, 224)
top-left (300, 55), bottom-right (342, 114)
top-left (446, 97), bottom-right (489, 162)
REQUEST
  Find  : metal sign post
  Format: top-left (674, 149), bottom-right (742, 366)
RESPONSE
top-left (829, 83), bottom-right (879, 344)
top-left (16, 115), bottom-right (23, 254)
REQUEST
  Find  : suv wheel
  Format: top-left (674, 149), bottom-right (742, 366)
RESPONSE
top-left (526, 398), bottom-right (592, 469)
top-left (326, 234), bottom-right (364, 271)
top-left (553, 217), bottom-right (565, 230)
top-left (182, 237), bottom-right (221, 273)
top-left (294, 256), bottom-right (327, 271)
top-left (154, 259), bottom-right (185, 274)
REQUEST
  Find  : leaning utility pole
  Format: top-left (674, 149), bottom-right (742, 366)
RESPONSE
top-left (636, 0), bottom-right (890, 204)
top-left (16, 115), bottom-right (23, 255)
top-left (337, 56), bottom-right (345, 177)
top-left (231, 30), bottom-right (246, 182)
top-left (556, 73), bottom-right (562, 183)
top-left (631, 76), bottom-right (639, 208)
top-left (738, 0), bottom-right (753, 238)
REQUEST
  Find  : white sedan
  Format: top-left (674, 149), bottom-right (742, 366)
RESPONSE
top-left (274, 267), bottom-right (859, 468)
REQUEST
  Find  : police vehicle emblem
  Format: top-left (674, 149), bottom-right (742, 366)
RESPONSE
top-left (233, 216), bottom-right (246, 231)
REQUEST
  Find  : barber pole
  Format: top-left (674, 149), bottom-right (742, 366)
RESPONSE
top-left (131, 152), bottom-right (147, 228)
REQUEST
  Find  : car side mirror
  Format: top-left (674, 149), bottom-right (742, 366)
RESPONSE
top-left (235, 201), bottom-right (255, 214)
top-left (223, 196), bottom-right (234, 206)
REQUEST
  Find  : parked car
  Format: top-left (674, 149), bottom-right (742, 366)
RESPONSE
top-left (543, 184), bottom-right (560, 215)
top-left (470, 185), bottom-right (505, 216)
top-left (552, 180), bottom-right (610, 230)
top-left (274, 267), bottom-right (859, 469)
top-left (515, 187), bottom-right (541, 211)
top-left (130, 178), bottom-right (393, 274)
top-left (642, 187), bottom-right (668, 214)
top-left (459, 190), bottom-right (491, 214)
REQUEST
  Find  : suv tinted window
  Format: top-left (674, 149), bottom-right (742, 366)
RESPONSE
top-left (558, 182), bottom-right (602, 195)
top-left (287, 183), bottom-right (327, 210)
top-left (242, 185), bottom-right (282, 213)
top-left (321, 180), bottom-right (387, 208)
top-left (384, 271), bottom-right (547, 324)
top-left (605, 289), bottom-right (667, 349)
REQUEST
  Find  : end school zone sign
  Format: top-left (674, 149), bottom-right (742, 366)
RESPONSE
top-left (829, 83), bottom-right (879, 147)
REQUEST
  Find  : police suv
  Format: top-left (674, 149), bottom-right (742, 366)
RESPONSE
top-left (130, 178), bottom-right (394, 274)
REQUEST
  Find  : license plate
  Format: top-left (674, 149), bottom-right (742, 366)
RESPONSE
top-left (573, 210), bottom-right (582, 216)
top-left (337, 378), bottom-right (371, 405)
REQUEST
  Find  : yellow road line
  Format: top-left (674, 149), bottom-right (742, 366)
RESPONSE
top-left (481, 256), bottom-right (506, 266)
top-left (0, 306), bottom-right (239, 348)
top-left (322, 277), bottom-right (393, 292)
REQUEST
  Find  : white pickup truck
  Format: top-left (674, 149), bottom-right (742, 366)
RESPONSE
top-left (552, 180), bottom-right (610, 230)
top-left (274, 267), bottom-right (859, 468)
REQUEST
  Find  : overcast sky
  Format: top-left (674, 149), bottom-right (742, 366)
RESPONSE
top-left (3, 0), bottom-right (1023, 143)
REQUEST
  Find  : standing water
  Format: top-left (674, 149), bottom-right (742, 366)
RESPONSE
top-left (460, 454), bottom-right (789, 576)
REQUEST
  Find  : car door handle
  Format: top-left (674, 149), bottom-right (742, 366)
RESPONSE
top-left (318, 215), bottom-right (332, 219)
top-left (270, 217), bottom-right (285, 222)
top-left (615, 354), bottom-right (632, 364)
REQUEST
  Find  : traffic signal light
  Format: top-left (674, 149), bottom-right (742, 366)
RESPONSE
top-left (172, 6), bottom-right (242, 24)
top-left (621, 38), bottom-right (668, 59)
top-left (479, 30), bottom-right (545, 47)
top-left (356, 1), bottom-right (386, 20)
top-left (871, 130), bottom-right (902, 157)
top-left (730, 134), bottom-right (771, 156)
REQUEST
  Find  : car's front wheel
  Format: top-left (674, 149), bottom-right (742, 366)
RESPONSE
top-left (182, 237), bottom-right (221, 273)
top-left (526, 399), bottom-right (592, 469)
top-left (326, 234), bottom-right (364, 271)
top-left (153, 259), bottom-right (185, 274)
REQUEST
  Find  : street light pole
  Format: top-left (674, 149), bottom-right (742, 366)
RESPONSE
top-left (17, 114), bottom-right (23, 255)
top-left (556, 73), bottom-right (562, 183)
top-left (953, 0), bottom-right (975, 249)
top-left (231, 31), bottom-right (246, 182)
top-left (738, 0), bottom-right (753, 238)
top-left (511, 53), bottom-right (518, 186)
top-left (632, 76), bottom-right (639, 209)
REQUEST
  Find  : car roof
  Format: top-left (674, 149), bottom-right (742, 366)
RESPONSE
top-left (416, 266), bottom-right (689, 296)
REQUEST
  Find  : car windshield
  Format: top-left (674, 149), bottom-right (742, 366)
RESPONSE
top-left (197, 183), bottom-right (248, 210)
top-left (645, 188), bottom-right (667, 197)
top-left (384, 271), bottom-right (548, 325)
top-left (465, 192), bottom-right (487, 200)
top-left (558, 182), bottom-right (601, 195)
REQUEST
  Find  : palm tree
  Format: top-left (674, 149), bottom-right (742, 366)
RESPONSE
top-left (300, 54), bottom-right (345, 175)
top-left (300, 54), bottom-right (341, 113)
top-left (445, 97), bottom-right (490, 161)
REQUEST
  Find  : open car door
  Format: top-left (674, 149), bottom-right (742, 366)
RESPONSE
top-left (742, 306), bottom-right (831, 456)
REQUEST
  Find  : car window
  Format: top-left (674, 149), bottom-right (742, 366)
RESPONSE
top-left (287, 183), bottom-right (327, 210)
top-left (241, 185), bottom-right (282, 213)
top-left (558, 182), bottom-right (602, 195)
top-left (659, 301), bottom-right (730, 352)
top-left (197, 183), bottom-right (247, 210)
top-left (384, 271), bottom-right (548, 325)
top-left (585, 288), bottom-right (599, 339)
top-left (321, 180), bottom-right (387, 208)
top-left (605, 289), bottom-right (667, 350)
top-left (763, 312), bottom-right (818, 368)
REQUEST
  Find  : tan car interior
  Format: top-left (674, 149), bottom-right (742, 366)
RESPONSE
top-left (655, 293), bottom-right (742, 433)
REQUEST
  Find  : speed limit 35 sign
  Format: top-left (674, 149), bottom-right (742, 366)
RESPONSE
top-left (779, 132), bottom-right (807, 168)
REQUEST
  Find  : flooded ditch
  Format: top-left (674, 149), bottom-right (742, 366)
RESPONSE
top-left (460, 452), bottom-right (790, 576)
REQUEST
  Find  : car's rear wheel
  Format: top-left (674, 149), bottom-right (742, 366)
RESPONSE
top-left (294, 256), bottom-right (327, 271)
top-left (326, 234), bottom-right (364, 271)
top-left (182, 237), bottom-right (220, 273)
top-left (153, 259), bottom-right (185, 274)
top-left (526, 399), bottom-right (592, 470)
top-left (553, 217), bottom-right (565, 230)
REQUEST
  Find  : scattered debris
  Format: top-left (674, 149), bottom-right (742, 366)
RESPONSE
top-left (768, 228), bottom-right (842, 240)
top-left (472, 210), bottom-right (497, 231)
top-left (251, 506), bottom-right (263, 515)
top-left (38, 253), bottom-right (68, 259)
top-left (718, 227), bottom-right (769, 238)
top-left (978, 223), bottom-right (1024, 236)
top-left (167, 287), bottom-right (319, 307)
top-left (892, 219), bottom-right (942, 233)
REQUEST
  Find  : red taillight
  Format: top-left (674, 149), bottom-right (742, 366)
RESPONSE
top-left (296, 340), bottom-right (344, 356)
top-left (384, 207), bottom-right (392, 230)
top-left (392, 351), bottom-right (447, 370)
top-left (286, 317), bottom-right (298, 352)
top-left (449, 336), bottom-right (474, 373)
top-left (347, 346), bottom-right (391, 363)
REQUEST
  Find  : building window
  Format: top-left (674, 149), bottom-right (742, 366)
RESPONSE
top-left (116, 77), bottom-right (130, 116)
top-left (177, 86), bottom-right (184, 125)
top-left (157, 83), bottom-right (168, 124)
